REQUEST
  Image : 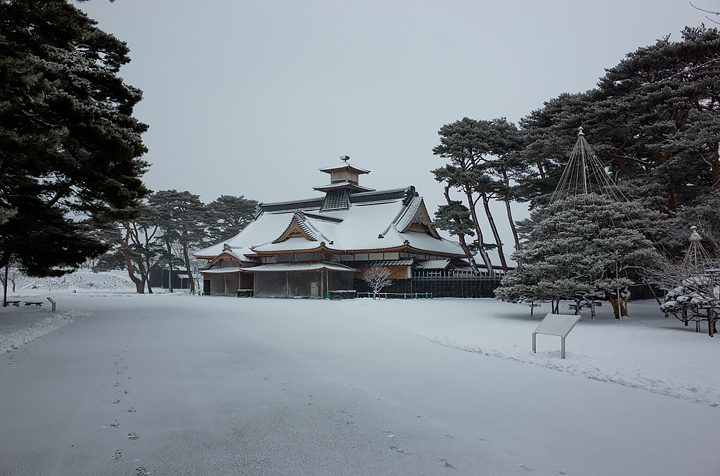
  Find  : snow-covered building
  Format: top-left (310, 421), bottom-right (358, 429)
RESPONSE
top-left (194, 158), bottom-right (467, 297)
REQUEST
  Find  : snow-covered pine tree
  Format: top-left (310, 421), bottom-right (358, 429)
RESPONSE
top-left (0, 0), bottom-right (149, 276)
top-left (496, 194), bottom-right (660, 317)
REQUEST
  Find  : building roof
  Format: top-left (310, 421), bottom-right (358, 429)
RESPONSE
top-left (194, 185), bottom-right (465, 261)
top-left (245, 262), bottom-right (358, 273)
top-left (318, 162), bottom-right (371, 175)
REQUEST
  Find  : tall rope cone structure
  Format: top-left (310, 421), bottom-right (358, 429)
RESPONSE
top-left (661, 226), bottom-right (720, 336)
top-left (546, 127), bottom-right (634, 319)
top-left (550, 127), bottom-right (623, 205)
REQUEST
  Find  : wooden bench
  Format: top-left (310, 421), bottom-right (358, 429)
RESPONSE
top-left (24, 301), bottom-right (43, 307)
top-left (4, 300), bottom-right (21, 307)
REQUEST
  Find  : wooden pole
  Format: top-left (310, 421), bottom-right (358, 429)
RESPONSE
top-left (3, 265), bottom-right (8, 307)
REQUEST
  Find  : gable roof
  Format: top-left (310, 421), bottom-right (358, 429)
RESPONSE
top-left (193, 186), bottom-right (464, 260)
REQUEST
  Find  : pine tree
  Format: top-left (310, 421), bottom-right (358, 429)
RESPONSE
top-left (519, 26), bottom-right (720, 250)
top-left (433, 117), bottom-right (527, 273)
top-left (496, 194), bottom-right (661, 317)
top-left (0, 0), bottom-right (148, 276)
top-left (206, 195), bottom-right (258, 243)
top-left (148, 190), bottom-right (206, 294)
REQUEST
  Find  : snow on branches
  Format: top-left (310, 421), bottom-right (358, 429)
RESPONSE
top-left (362, 265), bottom-right (393, 300)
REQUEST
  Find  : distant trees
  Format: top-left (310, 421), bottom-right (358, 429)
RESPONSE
top-left (100, 191), bottom-right (257, 294)
top-left (206, 195), bottom-right (257, 243)
top-left (0, 0), bottom-right (149, 277)
top-left (149, 190), bottom-right (206, 294)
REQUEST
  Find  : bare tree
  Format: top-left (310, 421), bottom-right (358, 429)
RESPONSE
top-left (362, 266), bottom-right (393, 299)
top-left (690, 2), bottom-right (720, 24)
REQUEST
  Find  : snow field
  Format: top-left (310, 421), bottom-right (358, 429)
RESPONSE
top-left (2, 278), bottom-right (718, 408)
top-left (1, 285), bottom-right (719, 476)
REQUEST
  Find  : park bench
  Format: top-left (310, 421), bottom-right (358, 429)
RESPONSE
top-left (24, 301), bottom-right (43, 307)
top-left (5, 300), bottom-right (21, 307)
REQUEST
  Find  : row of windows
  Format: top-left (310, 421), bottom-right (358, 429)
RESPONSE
top-left (257, 252), bottom-right (446, 264)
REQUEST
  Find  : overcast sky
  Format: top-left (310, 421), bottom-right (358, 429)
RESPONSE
top-left (78, 0), bottom-right (708, 220)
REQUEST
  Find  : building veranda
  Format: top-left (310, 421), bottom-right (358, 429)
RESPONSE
top-left (194, 158), bottom-right (474, 298)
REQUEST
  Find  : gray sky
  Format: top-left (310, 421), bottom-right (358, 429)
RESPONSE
top-left (78, 0), bottom-right (708, 218)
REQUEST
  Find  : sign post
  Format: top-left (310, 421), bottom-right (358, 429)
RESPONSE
top-left (532, 313), bottom-right (581, 359)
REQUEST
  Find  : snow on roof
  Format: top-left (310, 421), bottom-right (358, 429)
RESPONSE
top-left (351, 259), bottom-right (415, 267)
top-left (319, 163), bottom-right (370, 174)
top-left (247, 262), bottom-right (358, 273)
top-left (415, 259), bottom-right (451, 270)
top-left (194, 186), bottom-right (465, 260)
top-left (313, 181), bottom-right (375, 193)
top-left (201, 267), bottom-right (244, 274)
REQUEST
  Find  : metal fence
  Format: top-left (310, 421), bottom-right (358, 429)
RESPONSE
top-left (354, 274), bottom-right (504, 299)
top-left (353, 277), bottom-right (661, 300)
top-left (412, 274), bottom-right (504, 298)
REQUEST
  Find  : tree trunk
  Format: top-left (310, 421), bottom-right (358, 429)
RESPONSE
top-left (481, 192), bottom-right (509, 272)
top-left (711, 142), bottom-right (719, 189)
top-left (463, 186), bottom-right (494, 275)
top-left (3, 265), bottom-right (8, 307)
top-left (500, 170), bottom-right (521, 251)
top-left (181, 230), bottom-right (195, 294)
top-left (123, 253), bottom-right (144, 294)
top-left (442, 186), bottom-right (480, 275)
top-left (166, 240), bottom-right (174, 293)
top-left (145, 255), bottom-right (153, 294)
top-left (504, 198), bottom-right (520, 251)
top-left (120, 224), bottom-right (144, 294)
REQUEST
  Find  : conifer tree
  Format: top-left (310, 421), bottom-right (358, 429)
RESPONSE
top-left (148, 190), bottom-right (207, 294)
top-left (0, 0), bottom-right (148, 276)
top-left (496, 194), bottom-right (660, 317)
top-left (206, 195), bottom-right (258, 243)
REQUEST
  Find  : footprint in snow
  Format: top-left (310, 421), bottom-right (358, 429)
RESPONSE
top-left (440, 458), bottom-right (455, 469)
top-left (128, 432), bottom-right (139, 440)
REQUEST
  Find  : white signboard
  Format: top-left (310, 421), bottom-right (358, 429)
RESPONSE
top-left (532, 313), bottom-right (581, 359)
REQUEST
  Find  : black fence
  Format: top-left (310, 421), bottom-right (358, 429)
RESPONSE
top-left (353, 275), bottom-right (504, 299)
top-left (412, 275), bottom-right (504, 298)
top-left (352, 277), bottom-right (662, 300)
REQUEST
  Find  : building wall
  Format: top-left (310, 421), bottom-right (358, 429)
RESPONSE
top-left (209, 273), bottom-right (239, 295)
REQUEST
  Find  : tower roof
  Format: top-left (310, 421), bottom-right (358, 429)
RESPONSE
top-left (318, 155), bottom-right (370, 175)
top-left (313, 155), bottom-right (375, 195)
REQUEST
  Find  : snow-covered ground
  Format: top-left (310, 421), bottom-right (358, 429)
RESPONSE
top-left (4, 270), bottom-right (718, 407)
top-left (1, 271), bottom-right (719, 475)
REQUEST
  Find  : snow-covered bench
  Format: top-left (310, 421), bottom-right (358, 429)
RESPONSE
top-left (24, 301), bottom-right (43, 307)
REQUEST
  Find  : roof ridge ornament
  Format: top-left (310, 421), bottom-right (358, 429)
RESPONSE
top-left (340, 155), bottom-right (350, 162)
